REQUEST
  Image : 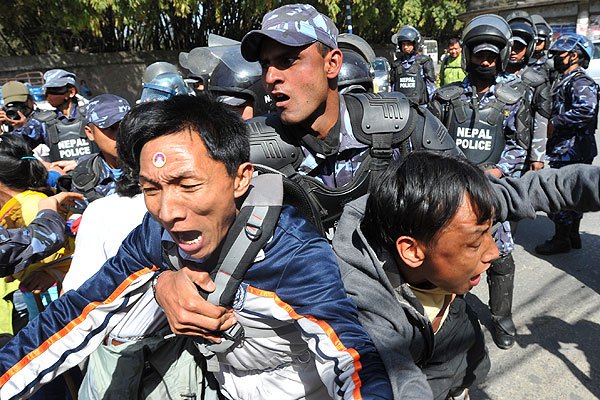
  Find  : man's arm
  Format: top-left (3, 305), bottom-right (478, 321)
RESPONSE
top-left (0, 192), bottom-right (82, 277)
top-left (552, 77), bottom-right (598, 130)
top-left (0, 214), bottom-right (162, 400)
top-left (490, 164), bottom-right (600, 222)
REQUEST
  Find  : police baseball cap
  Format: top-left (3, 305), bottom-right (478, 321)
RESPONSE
top-left (241, 4), bottom-right (338, 62)
top-left (1, 81), bottom-right (29, 104)
top-left (85, 94), bottom-right (131, 128)
top-left (473, 43), bottom-right (500, 54)
top-left (43, 69), bottom-right (77, 89)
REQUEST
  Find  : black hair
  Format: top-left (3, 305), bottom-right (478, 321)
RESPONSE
top-left (0, 134), bottom-right (51, 195)
top-left (448, 38), bottom-right (461, 46)
top-left (117, 94), bottom-right (249, 180)
top-left (316, 42), bottom-right (333, 57)
top-left (361, 151), bottom-right (495, 254)
top-left (115, 161), bottom-right (141, 198)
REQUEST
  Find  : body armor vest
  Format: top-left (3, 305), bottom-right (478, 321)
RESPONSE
top-left (36, 111), bottom-right (98, 162)
top-left (247, 92), bottom-right (460, 237)
top-left (393, 58), bottom-right (427, 105)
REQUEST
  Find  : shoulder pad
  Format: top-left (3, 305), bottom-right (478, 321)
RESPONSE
top-left (344, 92), bottom-right (416, 145)
top-left (415, 54), bottom-right (431, 65)
top-left (246, 113), bottom-right (303, 172)
top-left (434, 83), bottom-right (464, 102)
top-left (495, 83), bottom-right (522, 105)
top-left (34, 110), bottom-right (57, 123)
top-left (521, 68), bottom-right (546, 87)
top-left (71, 154), bottom-right (103, 193)
top-left (572, 72), bottom-right (596, 86)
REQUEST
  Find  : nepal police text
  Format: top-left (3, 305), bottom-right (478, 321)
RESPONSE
top-left (57, 139), bottom-right (92, 159)
top-left (397, 77), bottom-right (416, 89)
top-left (455, 127), bottom-right (493, 151)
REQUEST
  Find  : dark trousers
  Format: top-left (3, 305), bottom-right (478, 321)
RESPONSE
top-left (422, 296), bottom-right (491, 400)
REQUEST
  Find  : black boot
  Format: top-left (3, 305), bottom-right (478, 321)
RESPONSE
top-left (569, 218), bottom-right (582, 249)
top-left (534, 223), bottom-right (572, 255)
top-left (488, 254), bottom-right (516, 350)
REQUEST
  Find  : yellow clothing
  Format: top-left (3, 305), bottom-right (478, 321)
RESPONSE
top-left (0, 190), bottom-right (72, 293)
top-left (408, 284), bottom-right (455, 334)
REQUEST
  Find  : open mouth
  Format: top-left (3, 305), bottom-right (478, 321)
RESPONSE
top-left (272, 92), bottom-right (290, 107)
top-left (172, 230), bottom-right (203, 254)
top-left (470, 273), bottom-right (482, 286)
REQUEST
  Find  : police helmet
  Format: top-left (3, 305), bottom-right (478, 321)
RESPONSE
top-left (338, 33), bottom-right (376, 63)
top-left (142, 62), bottom-right (179, 84)
top-left (508, 20), bottom-right (536, 65)
top-left (530, 15), bottom-right (553, 50)
top-left (549, 33), bottom-right (594, 68)
top-left (338, 49), bottom-right (374, 94)
top-left (462, 14), bottom-right (513, 72)
top-left (208, 46), bottom-right (273, 116)
top-left (139, 72), bottom-right (192, 102)
top-left (391, 25), bottom-right (422, 51)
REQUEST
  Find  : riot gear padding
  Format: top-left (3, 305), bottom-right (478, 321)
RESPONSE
top-left (142, 62), bottom-right (179, 84)
top-left (209, 47), bottom-right (273, 116)
top-left (531, 15), bottom-right (553, 50)
top-left (338, 33), bottom-right (376, 63)
top-left (247, 92), bottom-right (460, 234)
top-left (462, 14), bottom-right (512, 72)
top-left (391, 25), bottom-right (422, 51)
top-left (35, 110), bottom-right (99, 162)
top-left (521, 67), bottom-right (552, 119)
top-left (338, 49), bottom-right (374, 93)
top-left (509, 21), bottom-right (536, 65)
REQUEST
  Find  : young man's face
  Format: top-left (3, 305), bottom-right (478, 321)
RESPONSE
top-left (84, 122), bottom-right (120, 160)
top-left (259, 39), bottom-right (335, 126)
top-left (139, 129), bottom-right (250, 260)
top-left (510, 41), bottom-right (528, 63)
top-left (401, 41), bottom-right (415, 55)
top-left (448, 42), bottom-right (462, 58)
top-left (417, 195), bottom-right (498, 294)
top-left (535, 39), bottom-right (545, 52)
top-left (471, 50), bottom-right (498, 68)
top-left (45, 86), bottom-right (75, 108)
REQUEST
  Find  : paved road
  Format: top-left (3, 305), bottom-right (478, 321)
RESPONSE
top-left (468, 125), bottom-right (600, 399)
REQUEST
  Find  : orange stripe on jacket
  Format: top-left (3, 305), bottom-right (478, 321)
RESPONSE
top-left (0, 266), bottom-right (159, 386)
top-left (246, 286), bottom-right (364, 400)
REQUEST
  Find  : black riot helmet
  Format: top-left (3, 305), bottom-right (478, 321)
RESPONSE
top-left (338, 33), bottom-right (376, 63)
top-left (531, 14), bottom-right (553, 51)
top-left (391, 25), bottom-right (422, 52)
top-left (508, 20), bottom-right (537, 65)
top-left (338, 49), bottom-right (374, 94)
top-left (208, 45), bottom-right (273, 117)
top-left (462, 14), bottom-right (513, 72)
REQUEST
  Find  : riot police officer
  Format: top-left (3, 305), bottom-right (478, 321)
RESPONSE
top-left (529, 14), bottom-right (555, 81)
top-left (207, 45), bottom-right (273, 119)
top-left (430, 14), bottom-right (532, 350)
top-left (504, 14), bottom-right (552, 171)
top-left (535, 34), bottom-right (599, 255)
top-left (390, 25), bottom-right (436, 104)
top-left (239, 5), bottom-right (460, 238)
top-left (35, 69), bottom-right (96, 163)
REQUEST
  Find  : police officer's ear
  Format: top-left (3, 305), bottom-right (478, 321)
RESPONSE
top-left (84, 124), bottom-right (95, 142)
top-left (66, 85), bottom-right (77, 99)
top-left (325, 48), bottom-right (344, 80)
top-left (395, 236), bottom-right (425, 268)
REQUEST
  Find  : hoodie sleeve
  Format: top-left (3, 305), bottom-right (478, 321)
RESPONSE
top-left (340, 264), bottom-right (434, 400)
top-left (0, 214), bottom-right (163, 400)
top-left (490, 164), bottom-right (600, 222)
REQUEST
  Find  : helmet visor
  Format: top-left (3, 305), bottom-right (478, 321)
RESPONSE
top-left (549, 35), bottom-right (580, 53)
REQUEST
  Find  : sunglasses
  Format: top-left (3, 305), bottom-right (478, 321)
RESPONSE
top-left (45, 87), bottom-right (69, 95)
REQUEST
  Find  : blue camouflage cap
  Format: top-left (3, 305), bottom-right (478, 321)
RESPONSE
top-left (85, 94), bottom-right (131, 128)
top-left (43, 69), bottom-right (77, 89)
top-left (241, 4), bottom-right (338, 62)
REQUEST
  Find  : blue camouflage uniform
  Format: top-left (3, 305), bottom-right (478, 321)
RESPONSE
top-left (9, 117), bottom-right (47, 149)
top-left (547, 66), bottom-right (599, 224)
top-left (0, 210), bottom-right (66, 277)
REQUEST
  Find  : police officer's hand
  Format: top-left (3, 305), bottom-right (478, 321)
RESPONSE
top-left (50, 160), bottom-right (78, 174)
top-left (0, 110), bottom-right (27, 129)
top-left (38, 192), bottom-right (83, 214)
top-left (154, 267), bottom-right (236, 342)
top-left (20, 270), bottom-right (57, 294)
top-left (529, 161), bottom-right (544, 171)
